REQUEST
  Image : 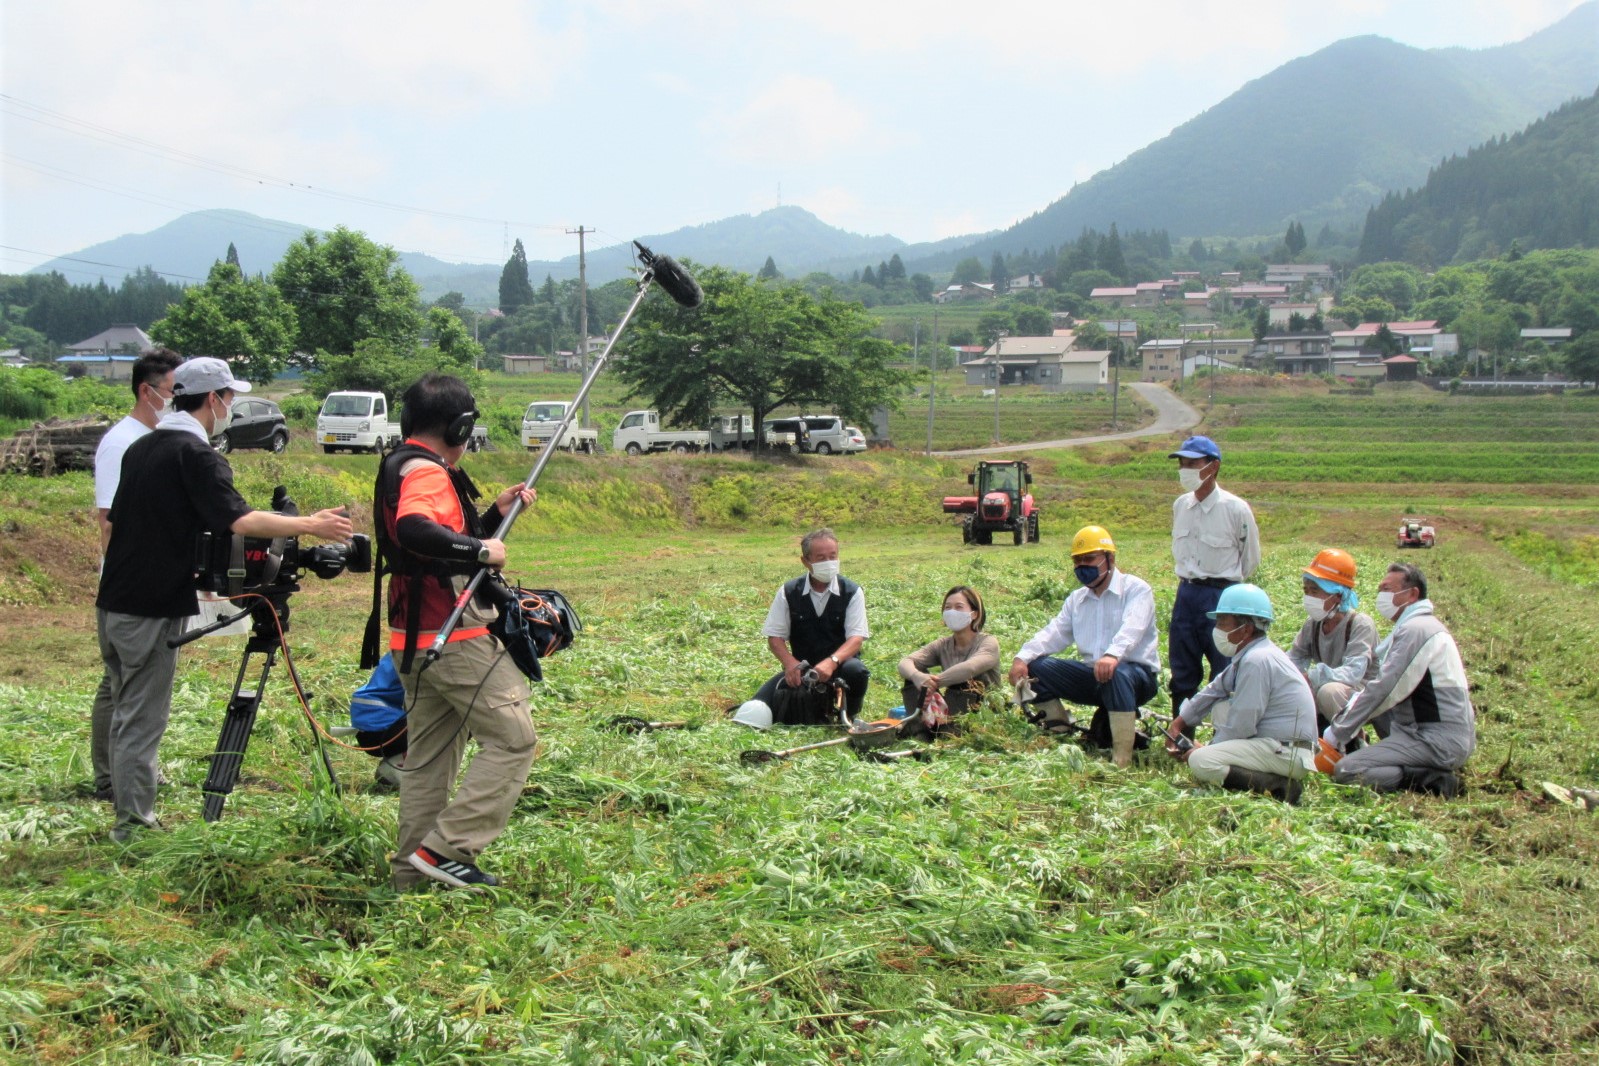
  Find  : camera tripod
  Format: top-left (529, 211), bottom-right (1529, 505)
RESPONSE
top-left (174, 587), bottom-right (340, 822)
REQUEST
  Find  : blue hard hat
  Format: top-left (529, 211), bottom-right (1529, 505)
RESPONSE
top-left (1207, 582), bottom-right (1274, 622)
top-left (1169, 435), bottom-right (1221, 461)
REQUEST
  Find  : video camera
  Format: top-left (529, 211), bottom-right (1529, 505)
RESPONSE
top-left (195, 486), bottom-right (370, 600)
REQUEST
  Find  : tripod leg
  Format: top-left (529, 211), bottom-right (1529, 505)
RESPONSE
top-left (202, 640), bottom-right (275, 822)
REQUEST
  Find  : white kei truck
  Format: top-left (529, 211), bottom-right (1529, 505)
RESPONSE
top-left (612, 410), bottom-right (711, 455)
top-left (520, 401), bottom-right (600, 454)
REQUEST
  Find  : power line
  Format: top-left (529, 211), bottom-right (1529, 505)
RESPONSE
top-left (1, 93), bottom-right (572, 233)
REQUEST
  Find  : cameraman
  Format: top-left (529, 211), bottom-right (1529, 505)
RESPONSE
top-left (88, 347), bottom-right (181, 802)
top-left (375, 373), bottom-right (536, 892)
top-left (96, 357), bottom-right (352, 842)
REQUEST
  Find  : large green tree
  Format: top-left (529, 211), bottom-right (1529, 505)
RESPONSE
top-left (499, 238), bottom-right (535, 315)
top-left (271, 226), bottom-right (423, 360)
top-left (149, 262), bottom-right (298, 384)
top-left (616, 266), bottom-right (906, 445)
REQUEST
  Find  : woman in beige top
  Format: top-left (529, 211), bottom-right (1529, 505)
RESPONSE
top-left (898, 585), bottom-right (1002, 729)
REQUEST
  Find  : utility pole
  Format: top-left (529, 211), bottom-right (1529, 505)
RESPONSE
top-left (927, 309), bottom-right (938, 455)
top-left (1111, 343), bottom-right (1120, 430)
top-left (992, 330), bottom-right (1007, 445)
top-left (567, 226), bottom-right (590, 426)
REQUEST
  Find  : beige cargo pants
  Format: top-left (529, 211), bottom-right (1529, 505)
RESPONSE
top-left (390, 634), bottom-right (537, 889)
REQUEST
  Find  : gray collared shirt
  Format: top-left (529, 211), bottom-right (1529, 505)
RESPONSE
top-left (1178, 635), bottom-right (1315, 744)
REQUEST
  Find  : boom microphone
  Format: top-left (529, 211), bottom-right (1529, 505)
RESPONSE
top-left (634, 241), bottom-right (703, 308)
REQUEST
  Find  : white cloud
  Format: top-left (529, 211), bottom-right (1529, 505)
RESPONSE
top-left (702, 77), bottom-right (869, 165)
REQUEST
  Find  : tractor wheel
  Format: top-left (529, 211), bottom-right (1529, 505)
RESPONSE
top-left (1028, 513), bottom-right (1040, 542)
top-left (1013, 524), bottom-right (1024, 546)
top-left (962, 517), bottom-right (973, 544)
top-left (975, 530), bottom-right (993, 545)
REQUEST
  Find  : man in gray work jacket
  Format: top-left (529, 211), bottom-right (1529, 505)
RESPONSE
top-left (1315, 562), bottom-right (1476, 797)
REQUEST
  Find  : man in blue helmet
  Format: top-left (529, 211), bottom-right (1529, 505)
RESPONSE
top-left (1164, 583), bottom-right (1316, 803)
top-left (1167, 435), bottom-right (1260, 735)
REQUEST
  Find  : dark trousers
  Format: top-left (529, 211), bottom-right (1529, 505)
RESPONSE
top-left (1168, 581), bottom-right (1231, 715)
top-left (755, 657), bottom-right (869, 717)
top-left (1027, 657), bottom-right (1159, 713)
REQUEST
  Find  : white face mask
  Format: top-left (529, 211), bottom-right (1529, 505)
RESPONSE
top-left (1303, 594), bottom-right (1332, 621)
top-left (942, 608), bottom-right (973, 631)
top-left (1178, 468), bottom-right (1205, 493)
top-left (1212, 623), bottom-right (1243, 657)
top-left (808, 559), bottom-right (840, 583)
top-left (213, 395), bottom-right (234, 432)
top-left (1376, 590), bottom-right (1403, 621)
top-left (145, 385), bottom-right (172, 417)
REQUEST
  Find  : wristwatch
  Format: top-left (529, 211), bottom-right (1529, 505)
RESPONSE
top-left (476, 543), bottom-right (491, 565)
top-left (829, 654), bottom-right (842, 666)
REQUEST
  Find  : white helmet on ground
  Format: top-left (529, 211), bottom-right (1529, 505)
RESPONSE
top-left (732, 699), bottom-right (773, 731)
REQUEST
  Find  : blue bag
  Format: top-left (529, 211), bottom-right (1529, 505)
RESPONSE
top-left (351, 655), bottom-right (408, 758)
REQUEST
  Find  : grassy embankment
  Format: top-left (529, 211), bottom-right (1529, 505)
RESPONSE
top-left (0, 381), bottom-right (1596, 1064)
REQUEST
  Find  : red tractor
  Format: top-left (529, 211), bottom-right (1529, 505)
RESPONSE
top-left (943, 460), bottom-right (1041, 545)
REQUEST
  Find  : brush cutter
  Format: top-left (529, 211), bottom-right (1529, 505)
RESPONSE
top-left (738, 679), bottom-right (910, 762)
top-left (604, 715), bottom-right (693, 734)
top-left (863, 748), bottom-right (933, 764)
top-left (739, 734), bottom-right (856, 765)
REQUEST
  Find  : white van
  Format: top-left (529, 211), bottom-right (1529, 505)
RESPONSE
top-left (798, 414), bottom-right (851, 454)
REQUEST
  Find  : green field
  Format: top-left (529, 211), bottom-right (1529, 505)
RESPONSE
top-left (0, 382), bottom-right (1596, 1064)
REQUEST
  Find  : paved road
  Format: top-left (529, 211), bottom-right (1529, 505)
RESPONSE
top-left (932, 382), bottom-right (1202, 457)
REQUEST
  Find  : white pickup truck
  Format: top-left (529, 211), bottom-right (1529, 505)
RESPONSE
top-left (613, 409), bottom-right (711, 455)
top-left (521, 400), bottom-right (599, 454)
top-left (318, 390), bottom-right (488, 454)
top-left (317, 391), bottom-right (400, 454)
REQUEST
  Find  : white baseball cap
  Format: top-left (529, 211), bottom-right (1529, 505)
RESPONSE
top-left (172, 357), bottom-right (252, 396)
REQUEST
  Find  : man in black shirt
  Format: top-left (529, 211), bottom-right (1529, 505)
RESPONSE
top-left (96, 357), bottom-right (351, 841)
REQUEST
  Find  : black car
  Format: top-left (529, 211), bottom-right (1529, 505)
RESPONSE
top-left (214, 398), bottom-right (289, 454)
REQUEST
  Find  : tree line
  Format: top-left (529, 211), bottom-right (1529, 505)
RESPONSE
top-left (1357, 91), bottom-right (1599, 268)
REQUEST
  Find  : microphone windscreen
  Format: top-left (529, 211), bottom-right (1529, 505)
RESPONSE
top-left (651, 254), bottom-right (704, 309)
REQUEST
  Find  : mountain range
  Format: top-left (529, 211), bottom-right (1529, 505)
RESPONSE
top-left (27, 2), bottom-right (1598, 299)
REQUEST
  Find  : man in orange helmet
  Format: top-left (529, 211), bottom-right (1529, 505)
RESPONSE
top-left (1288, 548), bottom-right (1383, 745)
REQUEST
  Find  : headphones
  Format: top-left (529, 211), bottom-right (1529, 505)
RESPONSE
top-left (444, 410), bottom-right (479, 448)
top-left (398, 404), bottom-right (477, 447)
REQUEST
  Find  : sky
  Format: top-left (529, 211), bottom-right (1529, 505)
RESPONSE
top-left (1, 0), bottom-right (1589, 283)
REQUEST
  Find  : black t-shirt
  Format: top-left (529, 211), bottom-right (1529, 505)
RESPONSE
top-left (96, 427), bottom-right (252, 618)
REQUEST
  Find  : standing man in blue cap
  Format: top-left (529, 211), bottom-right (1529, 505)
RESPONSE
top-left (1168, 434), bottom-right (1259, 734)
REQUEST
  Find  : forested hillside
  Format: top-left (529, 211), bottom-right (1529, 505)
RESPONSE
top-left (915, 3), bottom-right (1598, 272)
top-left (1357, 92), bottom-right (1599, 265)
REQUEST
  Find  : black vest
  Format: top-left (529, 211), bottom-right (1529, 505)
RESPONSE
top-left (362, 443), bottom-right (486, 671)
top-left (783, 574), bottom-right (859, 667)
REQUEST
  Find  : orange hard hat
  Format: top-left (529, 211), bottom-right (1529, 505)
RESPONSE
top-left (1303, 548), bottom-right (1357, 588)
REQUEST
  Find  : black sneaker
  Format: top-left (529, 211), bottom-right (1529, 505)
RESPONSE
top-left (408, 845), bottom-right (499, 890)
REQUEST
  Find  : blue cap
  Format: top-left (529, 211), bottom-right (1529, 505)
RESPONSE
top-left (1169, 434), bottom-right (1221, 461)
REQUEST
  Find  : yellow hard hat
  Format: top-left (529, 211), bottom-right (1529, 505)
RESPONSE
top-left (1071, 525), bottom-right (1115, 556)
